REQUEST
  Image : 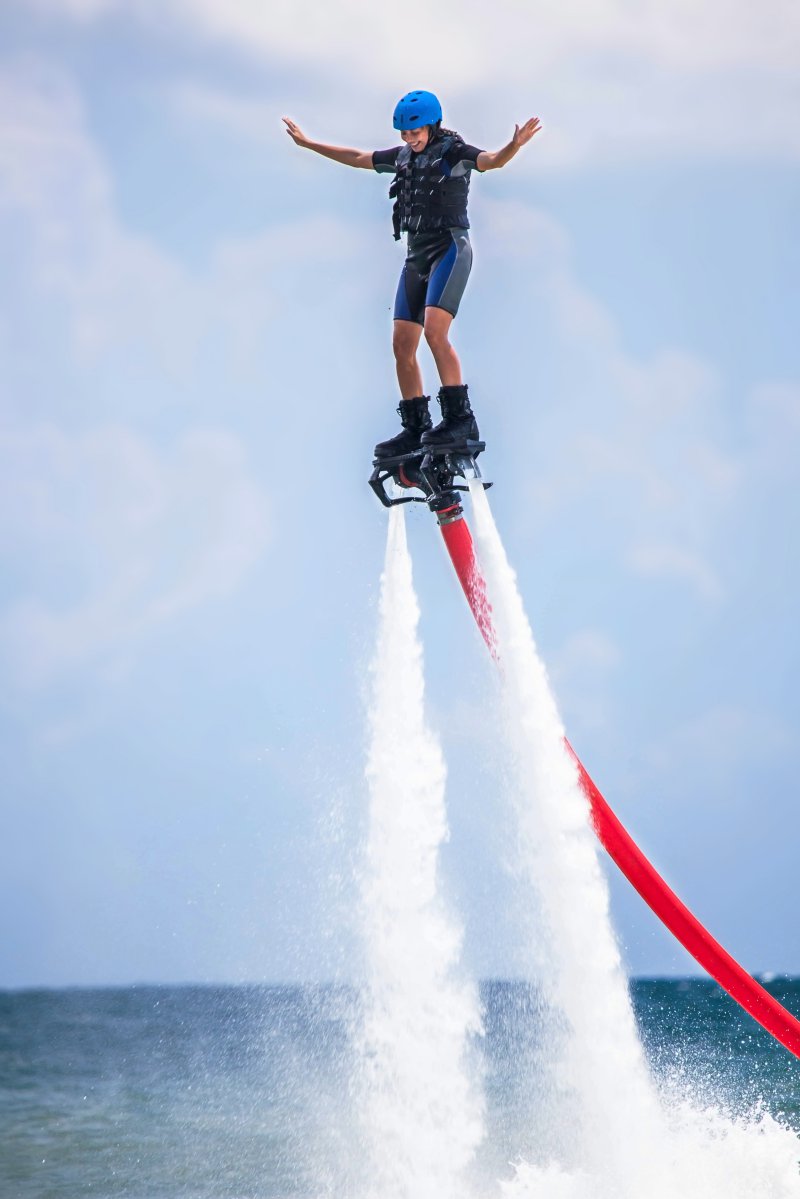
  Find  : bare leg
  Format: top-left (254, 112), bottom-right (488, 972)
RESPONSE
top-left (393, 319), bottom-right (425, 398)
top-left (423, 307), bottom-right (462, 387)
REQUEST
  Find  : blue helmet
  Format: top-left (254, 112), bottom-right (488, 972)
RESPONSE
top-left (393, 90), bottom-right (442, 131)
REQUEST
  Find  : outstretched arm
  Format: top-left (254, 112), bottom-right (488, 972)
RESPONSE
top-left (476, 117), bottom-right (542, 172)
top-left (282, 117), bottom-right (374, 169)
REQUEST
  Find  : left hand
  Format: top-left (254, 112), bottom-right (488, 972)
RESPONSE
top-left (512, 117), bottom-right (542, 147)
top-left (282, 116), bottom-right (310, 148)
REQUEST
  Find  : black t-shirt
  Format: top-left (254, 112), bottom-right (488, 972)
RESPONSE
top-left (372, 142), bottom-right (484, 177)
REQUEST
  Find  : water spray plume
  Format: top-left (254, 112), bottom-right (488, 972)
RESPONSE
top-left (357, 506), bottom-right (484, 1199)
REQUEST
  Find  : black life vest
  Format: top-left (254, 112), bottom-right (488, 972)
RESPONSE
top-left (388, 134), bottom-right (471, 241)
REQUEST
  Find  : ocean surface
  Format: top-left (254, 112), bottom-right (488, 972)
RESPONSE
top-left (1, 979), bottom-right (799, 1198)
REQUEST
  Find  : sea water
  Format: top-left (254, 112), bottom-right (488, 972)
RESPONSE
top-left (1, 981), bottom-right (799, 1198)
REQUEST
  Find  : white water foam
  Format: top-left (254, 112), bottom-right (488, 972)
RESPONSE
top-left (356, 505), bottom-right (484, 1199)
top-left (467, 481), bottom-right (800, 1198)
top-left (498, 1100), bottom-right (800, 1199)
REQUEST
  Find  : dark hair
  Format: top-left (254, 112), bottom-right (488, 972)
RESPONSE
top-left (428, 120), bottom-right (460, 141)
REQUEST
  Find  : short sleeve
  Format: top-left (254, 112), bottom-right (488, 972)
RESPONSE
top-left (445, 142), bottom-right (484, 176)
top-left (373, 147), bottom-right (401, 173)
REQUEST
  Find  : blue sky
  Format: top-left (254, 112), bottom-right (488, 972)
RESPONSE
top-left (1, 0), bottom-right (798, 987)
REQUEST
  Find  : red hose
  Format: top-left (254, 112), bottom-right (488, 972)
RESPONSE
top-left (438, 513), bottom-right (497, 658)
top-left (438, 510), bottom-right (800, 1059)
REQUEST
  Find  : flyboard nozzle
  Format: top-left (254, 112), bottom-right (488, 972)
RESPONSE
top-left (429, 493), bottom-right (463, 524)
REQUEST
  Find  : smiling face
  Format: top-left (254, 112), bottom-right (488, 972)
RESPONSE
top-left (400, 126), bottom-right (430, 153)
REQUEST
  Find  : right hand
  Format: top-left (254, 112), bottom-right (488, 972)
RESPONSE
top-left (282, 117), bottom-right (309, 147)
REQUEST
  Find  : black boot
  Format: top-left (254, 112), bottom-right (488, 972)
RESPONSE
top-left (373, 396), bottom-right (432, 461)
top-left (420, 384), bottom-right (479, 450)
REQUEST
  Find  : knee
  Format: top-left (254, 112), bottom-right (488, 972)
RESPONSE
top-left (424, 323), bottom-right (450, 353)
top-left (393, 329), bottom-right (419, 364)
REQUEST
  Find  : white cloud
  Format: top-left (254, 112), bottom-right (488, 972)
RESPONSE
top-left (478, 195), bottom-right (800, 604)
top-left (626, 542), bottom-right (724, 602)
top-left (0, 424), bottom-right (270, 687)
top-left (746, 382), bottom-right (800, 474)
top-left (12, 0), bottom-right (800, 166)
top-left (169, 81), bottom-right (285, 148)
top-left (0, 61), bottom-right (363, 378)
top-left (552, 629), bottom-right (623, 733)
top-left (0, 61), bottom-right (207, 373)
top-left (25, 0), bottom-right (114, 17)
top-left (557, 629), bottom-right (622, 675)
top-left (639, 703), bottom-right (793, 794)
top-left (143, 0), bottom-right (485, 87)
top-left (28, 0), bottom-right (800, 72)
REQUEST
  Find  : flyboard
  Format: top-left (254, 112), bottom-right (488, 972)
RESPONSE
top-left (370, 442), bottom-right (800, 1060)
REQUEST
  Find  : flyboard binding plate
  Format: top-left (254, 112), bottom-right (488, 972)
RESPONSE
top-left (369, 441), bottom-right (491, 517)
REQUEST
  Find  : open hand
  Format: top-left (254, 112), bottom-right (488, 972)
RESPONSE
top-left (512, 117), bottom-right (542, 147)
top-left (282, 117), bottom-right (309, 147)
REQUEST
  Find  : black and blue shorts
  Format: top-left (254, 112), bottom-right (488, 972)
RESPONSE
top-left (393, 228), bottom-right (473, 325)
